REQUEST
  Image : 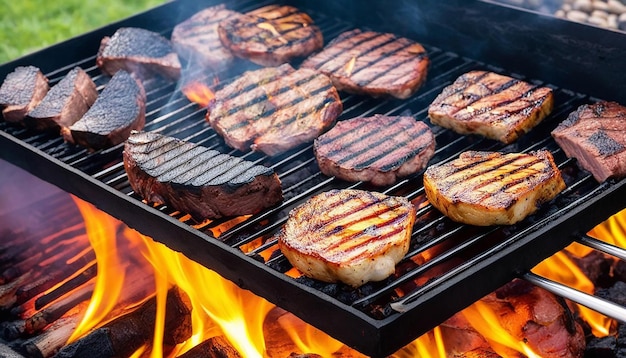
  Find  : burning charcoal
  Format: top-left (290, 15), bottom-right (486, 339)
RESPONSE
top-left (0, 343), bottom-right (26, 358)
top-left (177, 336), bottom-right (242, 358)
top-left (55, 286), bottom-right (192, 358)
top-left (612, 259), bottom-right (626, 282)
top-left (570, 250), bottom-right (615, 288)
top-left (617, 323), bottom-right (626, 357)
top-left (596, 281), bottom-right (626, 305)
top-left (585, 335), bottom-right (617, 357)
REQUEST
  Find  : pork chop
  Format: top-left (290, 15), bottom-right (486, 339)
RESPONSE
top-left (423, 150), bottom-right (566, 226)
top-left (314, 114), bottom-right (435, 186)
top-left (277, 189), bottom-right (416, 287)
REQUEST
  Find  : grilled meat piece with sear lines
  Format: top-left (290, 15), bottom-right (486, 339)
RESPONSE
top-left (428, 71), bottom-right (554, 144)
top-left (123, 131), bottom-right (283, 221)
top-left (300, 29), bottom-right (429, 99)
top-left (314, 114), bottom-right (435, 186)
top-left (552, 101), bottom-right (626, 182)
top-left (277, 189), bottom-right (416, 287)
top-left (218, 5), bottom-right (323, 66)
top-left (207, 63), bottom-right (342, 156)
top-left (423, 150), bottom-right (565, 226)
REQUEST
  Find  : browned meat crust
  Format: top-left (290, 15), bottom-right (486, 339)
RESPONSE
top-left (0, 66), bottom-right (49, 123)
top-left (61, 70), bottom-right (146, 150)
top-left (277, 189), bottom-right (416, 287)
top-left (207, 63), bottom-right (342, 156)
top-left (423, 150), bottom-right (566, 226)
top-left (218, 5), bottom-right (323, 66)
top-left (314, 114), bottom-right (435, 186)
top-left (428, 70), bottom-right (554, 144)
top-left (552, 101), bottom-right (626, 182)
top-left (171, 5), bottom-right (239, 70)
top-left (24, 67), bottom-right (97, 132)
top-left (123, 131), bottom-right (283, 221)
top-left (300, 29), bottom-right (429, 99)
top-left (97, 27), bottom-right (181, 81)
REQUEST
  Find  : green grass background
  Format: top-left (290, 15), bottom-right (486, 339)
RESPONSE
top-left (0, 0), bottom-right (165, 64)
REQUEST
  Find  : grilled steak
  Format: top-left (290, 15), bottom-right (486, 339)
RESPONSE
top-left (300, 29), bottom-right (429, 99)
top-left (552, 101), bottom-right (626, 182)
top-left (97, 27), bottom-right (181, 81)
top-left (0, 66), bottom-right (49, 123)
top-left (277, 189), bottom-right (415, 287)
top-left (123, 131), bottom-right (283, 221)
top-left (423, 150), bottom-right (565, 226)
top-left (24, 67), bottom-right (97, 132)
top-left (314, 114), bottom-right (435, 186)
top-left (428, 70), bottom-right (554, 144)
top-left (207, 63), bottom-right (342, 156)
top-left (217, 5), bottom-right (323, 66)
top-left (171, 5), bottom-right (239, 70)
top-left (61, 71), bottom-right (146, 150)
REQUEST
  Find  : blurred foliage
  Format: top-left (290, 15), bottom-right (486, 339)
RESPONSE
top-left (0, 0), bottom-right (164, 64)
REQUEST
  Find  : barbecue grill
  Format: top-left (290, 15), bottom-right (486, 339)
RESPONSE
top-left (1, 0), bottom-right (626, 356)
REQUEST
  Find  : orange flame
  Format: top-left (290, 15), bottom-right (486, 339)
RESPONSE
top-left (67, 195), bottom-right (127, 342)
top-left (182, 81), bottom-right (216, 108)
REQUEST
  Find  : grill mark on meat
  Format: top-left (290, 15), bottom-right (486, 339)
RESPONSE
top-left (346, 41), bottom-right (427, 87)
top-left (328, 121), bottom-right (431, 171)
top-left (438, 155), bottom-right (545, 205)
top-left (310, 32), bottom-right (398, 73)
top-left (452, 82), bottom-right (538, 121)
top-left (220, 72), bottom-right (321, 119)
top-left (216, 65), bottom-right (293, 103)
top-left (223, 82), bottom-right (332, 132)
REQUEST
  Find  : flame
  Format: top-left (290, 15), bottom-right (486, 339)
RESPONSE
top-left (182, 81), bottom-right (216, 108)
top-left (257, 22), bottom-right (288, 44)
top-left (67, 195), bottom-right (127, 342)
top-left (462, 301), bottom-right (541, 358)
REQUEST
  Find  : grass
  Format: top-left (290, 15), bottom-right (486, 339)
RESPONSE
top-left (0, 0), bottom-right (165, 64)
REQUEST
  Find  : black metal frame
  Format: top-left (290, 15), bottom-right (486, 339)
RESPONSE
top-left (1, 1), bottom-right (626, 356)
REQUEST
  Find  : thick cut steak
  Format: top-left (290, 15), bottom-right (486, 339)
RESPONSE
top-left (314, 114), bottom-right (435, 186)
top-left (171, 5), bottom-right (239, 70)
top-left (123, 131), bottom-right (283, 221)
top-left (97, 27), bottom-right (181, 81)
top-left (207, 63), bottom-right (342, 156)
top-left (428, 71), bottom-right (554, 144)
top-left (0, 66), bottom-right (49, 123)
top-left (24, 67), bottom-right (97, 132)
top-left (300, 29), bottom-right (429, 99)
top-left (423, 150), bottom-right (566, 226)
top-left (552, 101), bottom-right (626, 182)
top-left (218, 5), bottom-right (323, 66)
top-left (277, 189), bottom-right (416, 288)
top-left (61, 71), bottom-right (146, 150)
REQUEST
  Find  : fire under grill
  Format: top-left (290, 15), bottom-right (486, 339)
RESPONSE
top-left (1, 0), bottom-right (626, 356)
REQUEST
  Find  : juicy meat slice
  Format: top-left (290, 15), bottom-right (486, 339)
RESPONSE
top-left (551, 101), bottom-right (626, 182)
top-left (277, 189), bottom-right (416, 287)
top-left (428, 70), bottom-right (554, 144)
top-left (97, 27), bottom-right (181, 81)
top-left (314, 114), bottom-right (435, 186)
top-left (123, 131), bottom-right (283, 221)
top-left (423, 150), bottom-right (566, 226)
top-left (300, 29), bottom-right (429, 99)
top-left (24, 67), bottom-right (98, 132)
top-left (207, 63), bottom-right (342, 156)
top-left (0, 66), bottom-right (49, 123)
top-left (61, 70), bottom-right (146, 150)
top-left (218, 5), bottom-right (323, 66)
top-left (171, 5), bottom-right (239, 70)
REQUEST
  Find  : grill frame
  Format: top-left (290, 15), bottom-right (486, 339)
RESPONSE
top-left (1, 1), bottom-right (626, 356)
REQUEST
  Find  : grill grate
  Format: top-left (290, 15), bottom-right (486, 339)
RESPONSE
top-left (1, 0), bottom-right (626, 356)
